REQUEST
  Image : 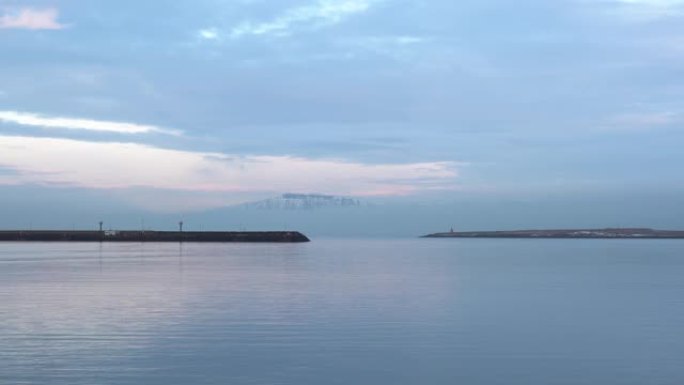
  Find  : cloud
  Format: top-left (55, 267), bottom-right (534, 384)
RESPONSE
top-left (0, 111), bottom-right (182, 136)
top-left (349, 35), bottom-right (426, 48)
top-left (602, 0), bottom-right (684, 20)
top-left (605, 111), bottom-right (679, 129)
top-left (229, 0), bottom-right (377, 39)
top-left (198, 28), bottom-right (219, 40)
top-left (0, 7), bottom-right (65, 30)
top-left (0, 135), bottom-right (458, 198)
top-left (616, 0), bottom-right (684, 5)
top-left (339, 35), bottom-right (427, 60)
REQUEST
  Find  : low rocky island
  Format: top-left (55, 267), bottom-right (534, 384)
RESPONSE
top-left (0, 230), bottom-right (310, 243)
top-left (423, 228), bottom-right (684, 239)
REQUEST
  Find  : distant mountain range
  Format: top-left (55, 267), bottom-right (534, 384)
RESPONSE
top-left (241, 193), bottom-right (362, 210)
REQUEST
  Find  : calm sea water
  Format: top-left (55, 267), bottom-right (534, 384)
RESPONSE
top-left (1, 239), bottom-right (683, 385)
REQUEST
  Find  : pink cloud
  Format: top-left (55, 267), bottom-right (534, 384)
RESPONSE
top-left (0, 135), bottom-right (459, 200)
top-left (0, 8), bottom-right (65, 30)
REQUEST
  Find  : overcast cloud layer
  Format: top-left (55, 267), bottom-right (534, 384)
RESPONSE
top-left (0, 0), bottom-right (683, 231)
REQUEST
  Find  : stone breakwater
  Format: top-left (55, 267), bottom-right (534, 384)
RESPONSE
top-left (423, 228), bottom-right (684, 239)
top-left (0, 230), bottom-right (310, 243)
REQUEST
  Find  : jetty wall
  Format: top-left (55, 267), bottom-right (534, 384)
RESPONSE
top-left (0, 230), bottom-right (310, 243)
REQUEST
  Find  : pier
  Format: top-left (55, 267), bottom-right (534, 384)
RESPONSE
top-left (0, 230), bottom-right (310, 243)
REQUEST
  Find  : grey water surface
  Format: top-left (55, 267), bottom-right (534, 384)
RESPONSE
top-left (1, 239), bottom-right (683, 385)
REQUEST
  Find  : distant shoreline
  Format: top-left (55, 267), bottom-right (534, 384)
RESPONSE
top-left (423, 228), bottom-right (684, 239)
top-left (0, 230), bottom-right (310, 243)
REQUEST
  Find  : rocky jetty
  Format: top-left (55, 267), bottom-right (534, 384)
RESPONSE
top-left (423, 228), bottom-right (684, 239)
top-left (0, 230), bottom-right (310, 243)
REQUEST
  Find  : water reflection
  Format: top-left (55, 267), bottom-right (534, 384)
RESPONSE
top-left (0, 240), bottom-right (683, 385)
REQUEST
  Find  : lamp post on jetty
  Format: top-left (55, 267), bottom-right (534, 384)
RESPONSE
top-left (99, 221), bottom-right (103, 232)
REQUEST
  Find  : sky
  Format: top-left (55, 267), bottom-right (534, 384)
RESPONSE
top-left (0, 0), bottom-right (683, 234)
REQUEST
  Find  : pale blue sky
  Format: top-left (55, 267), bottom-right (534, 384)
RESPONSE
top-left (0, 0), bottom-right (683, 233)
